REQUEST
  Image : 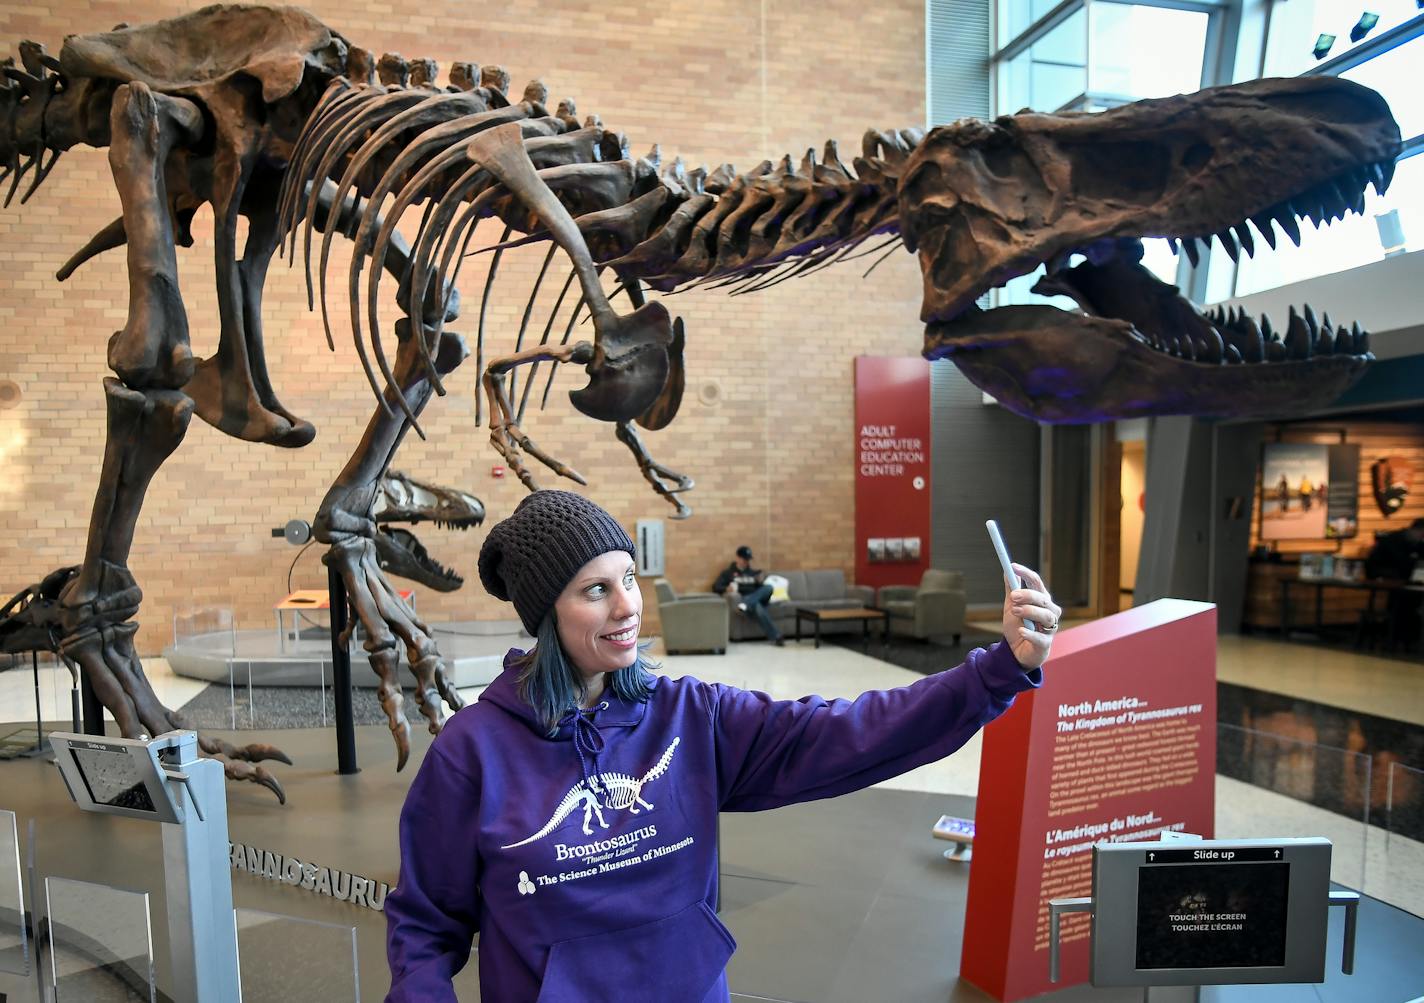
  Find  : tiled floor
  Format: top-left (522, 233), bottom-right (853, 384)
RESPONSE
top-left (3, 628), bottom-right (1421, 918)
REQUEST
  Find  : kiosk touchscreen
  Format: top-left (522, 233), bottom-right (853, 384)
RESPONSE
top-left (50, 733), bottom-right (185, 823)
top-left (1091, 837), bottom-right (1334, 987)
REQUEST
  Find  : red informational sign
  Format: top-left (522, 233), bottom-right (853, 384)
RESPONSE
top-left (961, 599), bottom-right (1218, 1002)
top-left (853, 357), bottom-right (931, 593)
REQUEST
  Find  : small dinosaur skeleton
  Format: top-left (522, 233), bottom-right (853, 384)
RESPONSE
top-left (502, 737), bottom-right (680, 848)
top-left (0, 5), bottom-right (1401, 797)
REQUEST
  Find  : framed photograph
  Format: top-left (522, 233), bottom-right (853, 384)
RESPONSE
top-left (1260, 443), bottom-right (1329, 541)
top-left (904, 536), bottom-right (922, 560)
top-left (867, 538), bottom-right (886, 563)
top-left (886, 538), bottom-right (905, 560)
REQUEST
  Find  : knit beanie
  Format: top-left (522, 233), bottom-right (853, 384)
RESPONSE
top-left (477, 490), bottom-right (636, 634)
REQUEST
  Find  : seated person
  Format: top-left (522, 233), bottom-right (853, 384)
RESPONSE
top-left (713, 545), bottom-right (783, 646)
top-left (1364, 518), bottom-right (1424, 581)
top-left (1364, 518), bottom-right (1424, 649)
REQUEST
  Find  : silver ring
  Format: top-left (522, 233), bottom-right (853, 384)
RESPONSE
top-left (1044, 619), bottom-right (1059, 632)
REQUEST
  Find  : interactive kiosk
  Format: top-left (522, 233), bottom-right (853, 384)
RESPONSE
top-left (47, 730), bottom-right (240, 1003)
top-left (1049, 836), bottom-right (1358, 1000)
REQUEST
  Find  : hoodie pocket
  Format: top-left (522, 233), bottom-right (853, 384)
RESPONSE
top-left (534, 900), bottom-right (735, 1003)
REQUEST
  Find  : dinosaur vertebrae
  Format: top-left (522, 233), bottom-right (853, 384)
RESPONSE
top-left (276, 56), bottom-right (923, 407)
top-left (501, 737), bottom-right (681, 849)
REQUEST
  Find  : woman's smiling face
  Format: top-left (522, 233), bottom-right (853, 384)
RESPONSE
top-left (553, 550), bottom-right (642, 676)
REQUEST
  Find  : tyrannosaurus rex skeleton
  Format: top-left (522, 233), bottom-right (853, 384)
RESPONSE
top-left (0, 4), bottom-right (1401, 796)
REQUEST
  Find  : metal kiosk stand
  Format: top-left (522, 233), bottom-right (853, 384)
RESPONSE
top-left (47, 730), bottom-right (240, 1003)
top-left (1048, 836), bottom-right (1358, 1002)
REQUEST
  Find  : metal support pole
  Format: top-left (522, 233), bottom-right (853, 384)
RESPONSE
top-left (1048, 896), bottom-right (1094, 983)
top-left (161, 752), bottom-right (240, 1002)
top-left (327, 561), bottom-right (359, 775)
top-left (80, 668), bottom-right (104, 736)
top-left (31, 651), bottom-right (43, 752)
top-left (1329, 889), bottom-right (1360, 975)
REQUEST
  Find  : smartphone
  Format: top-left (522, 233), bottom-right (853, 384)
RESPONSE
top-left (986, 519), bottom-right (1036, 632)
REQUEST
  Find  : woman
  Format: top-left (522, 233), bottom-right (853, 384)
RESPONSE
top-left (385, 490), bottom-right (1061, 1002)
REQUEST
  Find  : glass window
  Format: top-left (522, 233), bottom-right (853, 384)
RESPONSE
top-left (1263, 0), bottom-right (1421, 77)
top-left (1000, 8), bottom-right (1088, 113)
top-left (1089, 4), bottom-right (1210, 99)
top-left (1233, 153), bottom-right (1423, 296)
top-left (1000, 0), bottom-right (1072, 50)
top-left (1340, 39), bottom-right (1424, 141)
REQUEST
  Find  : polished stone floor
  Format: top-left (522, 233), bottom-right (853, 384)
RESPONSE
top-left (1, 625), bottom-right (1422, 1000)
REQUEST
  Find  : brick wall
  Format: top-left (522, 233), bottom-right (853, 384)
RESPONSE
top-left (0, 0), bottom-right (928, 655)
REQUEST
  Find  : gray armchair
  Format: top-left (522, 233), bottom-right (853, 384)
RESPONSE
top-left (877, 569), bottom-right (967, 642)
top-left (654, 579), bottom-right (729, 654)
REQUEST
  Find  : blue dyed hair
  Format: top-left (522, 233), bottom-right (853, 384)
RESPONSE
top-left (514, 612), bottom-right (657, 735)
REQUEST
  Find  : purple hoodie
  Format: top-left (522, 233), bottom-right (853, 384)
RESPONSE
top-left (385, 640), bottom-right (1039, 1002)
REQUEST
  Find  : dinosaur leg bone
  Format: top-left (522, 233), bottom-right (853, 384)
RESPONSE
top-left (106, 82), bottom-right (203, 390)
top-left (315, 322), bottom-right (470, 770)
top-left (55, 380), bottom-right (289, 798)
top-left (184, 89), bottom-right (315, 448)
top-left (482, 341), bottom-right (597, 489)
top-left (615, 421), bottom-right (695, 520)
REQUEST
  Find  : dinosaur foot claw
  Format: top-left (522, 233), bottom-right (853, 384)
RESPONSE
top-left (199, 734), bottom-right (294, 766)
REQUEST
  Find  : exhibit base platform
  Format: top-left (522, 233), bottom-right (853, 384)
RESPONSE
top-left (162, 620), bottom-right (525, 689)
top-left (2, 723), bottom-right (1421, 1002)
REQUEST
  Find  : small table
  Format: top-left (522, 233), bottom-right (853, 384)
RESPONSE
top-left (794, 607), bottom-right (888, 652)
top-left (274, 588), bottom-right (414, 651)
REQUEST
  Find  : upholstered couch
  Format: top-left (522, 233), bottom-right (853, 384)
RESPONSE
top-left (653, 579), bottom-right (729, 654)
top-left (723, 569), bottom-right (874, 641)
top-left (876, 569), bottom-right (967, 642)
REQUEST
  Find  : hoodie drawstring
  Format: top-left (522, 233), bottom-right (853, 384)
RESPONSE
top-left (560, 703), bottom-right (609, 793)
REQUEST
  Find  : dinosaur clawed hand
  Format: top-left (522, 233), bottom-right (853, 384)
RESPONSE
top-left (325, 536), bottom-right (465, 771)
top-left (487, 414), bottom-right (588, 492)
top-left (196, 735), bottom-right (292, 804)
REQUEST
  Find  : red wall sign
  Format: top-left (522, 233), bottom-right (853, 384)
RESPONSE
top-left (853, 356), bottom-right (932, 593)
top-left (961, 599), bottom-right (1218, 1001)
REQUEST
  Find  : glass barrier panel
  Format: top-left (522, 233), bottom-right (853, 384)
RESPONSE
top-left (235, 907), bottom-right (359, 1002)
top-left (44, 876), bottom-right (154, 1002)
top-left (0, 809), bottom-right (26, 976)
top-left (1215, 721), bottom-right (1371, 890)
top-left (172, 604), bottom-right (235, 652)
top-left (1372, 761), bottom-right (1424, 918)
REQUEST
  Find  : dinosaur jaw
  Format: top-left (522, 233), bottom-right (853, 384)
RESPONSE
top-left (370, 473), bottom-right (484, 592)
top-left (901, 75), bottom-right (1398, 421)
top-left (921, 210), bottom-right (1378, 423)
top-left (373, 526), bottom-right (467, 592)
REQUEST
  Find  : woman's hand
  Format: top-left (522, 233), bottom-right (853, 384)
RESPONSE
top-left (1001, 563), bottom-right (1061, 670)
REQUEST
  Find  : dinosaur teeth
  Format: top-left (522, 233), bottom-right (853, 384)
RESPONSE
top-left (1367, 161), bottom-right (1388, 196)
top-left (1286, 305), bottom-right (1312, 360)
top-left (1202, 326), bottom-right (1224, 363)
top-left (1241, 315), bottom-right (1265, 362)
top-left (1215, 229), bottom-right (1239, 262)
top-left (1275, 208), bottom-right (1302, 247)
top-left (1233, 222), bottom-right (1255, 258)
top-left (1250, 214), bottom-right (1278, 250)
top-left (1181, 237), bottom-right (1201, 267)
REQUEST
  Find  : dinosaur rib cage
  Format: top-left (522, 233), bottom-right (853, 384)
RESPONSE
top-left (276, 71), bottom-right (922, 412)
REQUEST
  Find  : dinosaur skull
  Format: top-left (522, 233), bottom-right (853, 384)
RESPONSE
top-left (899, 76), bottom-right (1402, 421)
top-left (371, 471), bottom-right (484, 591)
